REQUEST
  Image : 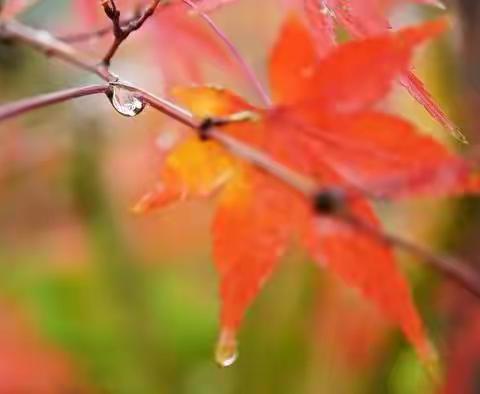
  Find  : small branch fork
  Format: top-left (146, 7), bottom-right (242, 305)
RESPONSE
top-left (1, 6), bottom-right (480, 299)
top-left (101, 0), bottom-right (163, 66)
top-left (54, 0), bottom-right (271, 105)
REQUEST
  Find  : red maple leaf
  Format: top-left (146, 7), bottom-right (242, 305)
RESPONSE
top-left (137, 13), bottom-right (475, 364)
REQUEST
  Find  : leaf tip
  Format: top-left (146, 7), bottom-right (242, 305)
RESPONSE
top-left (396, 17), bottom-right (450, 48)
top-left (215, 328), bottom-right (238, 368)
top-left (131, 182), bottom-right (181, 214)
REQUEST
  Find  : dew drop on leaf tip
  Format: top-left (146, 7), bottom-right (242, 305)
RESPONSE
top-left (215, 328), bottom-right (238, 368)
top-left (108, 85), bottom-right (146, 117)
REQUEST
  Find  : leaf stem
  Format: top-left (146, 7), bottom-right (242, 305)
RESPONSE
top-left (182, 0), bottom-right (272, 106)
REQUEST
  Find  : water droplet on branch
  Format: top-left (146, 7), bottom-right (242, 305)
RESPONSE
top-left (107, 85), bottom-right (145, 117)
top-left (215, 328), bottom-right (238, 368)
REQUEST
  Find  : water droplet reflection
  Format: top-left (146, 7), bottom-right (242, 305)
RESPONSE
top-left (108, 85), bottom-right (145, 117)
top-left (215, 329), bottom-right (238, 368)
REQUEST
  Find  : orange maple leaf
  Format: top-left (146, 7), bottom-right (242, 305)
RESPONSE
top-left (137, 14), bottom-right (474, 364)
top-left (290, 0), bottom-right (463, 142)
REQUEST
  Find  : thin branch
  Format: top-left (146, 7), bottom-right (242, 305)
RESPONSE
top-left (115, 82), bottom-right (197, 127)
top-left (0, 84), bottom-right (109, 122)
top-left (182, 0), bottom-right (272, 106)
top-left (341, 212), bottom-right (480, 299)
top-left (101, 0), bottom-right (163, 66)
top-left (113, 81), bottom-right (316, 194)
top-left (2, 19), bottom-right (480, 300)
top-left (57, 16), bottom-right (137, 43)
top-left (209, 129), bottom-right (317, 194)
top-left (58, 24), bottom-right (114, 43)
top-left (0, 20), bottom-right (115, 81)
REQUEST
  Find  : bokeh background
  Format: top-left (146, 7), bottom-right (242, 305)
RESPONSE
top-left (1, 0), bottom-right (480, 392)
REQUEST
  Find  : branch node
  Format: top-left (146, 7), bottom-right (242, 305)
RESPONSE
top-left (198, 117), bottom-right (216, 140)
top-left (312, 187), bottom-right (347, 215)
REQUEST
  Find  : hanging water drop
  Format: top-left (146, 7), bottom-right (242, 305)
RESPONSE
top-left (215, 329), bottom-right (238, 368)
top-left (107, 85), bottom-right (145, 117)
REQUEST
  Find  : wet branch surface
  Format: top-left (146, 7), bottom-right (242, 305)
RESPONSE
top-left (0, 5), bottom-right (480, 299)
